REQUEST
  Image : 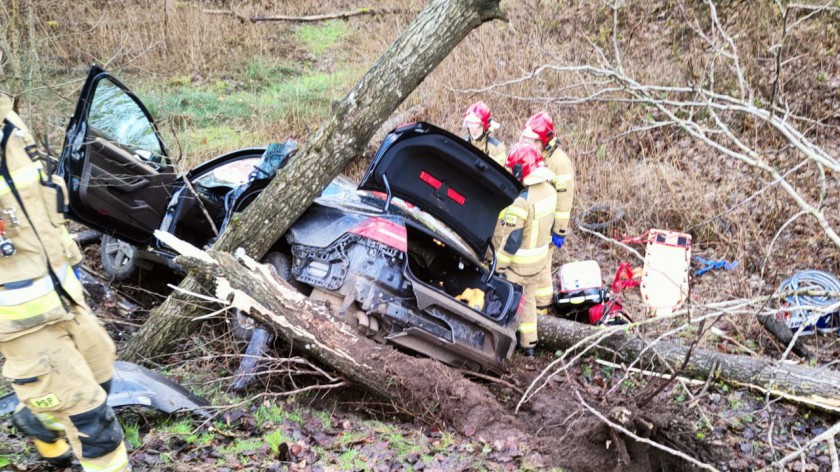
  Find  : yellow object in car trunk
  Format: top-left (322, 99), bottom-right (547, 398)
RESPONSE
top-left (456, 288), bottom-right (485, 311)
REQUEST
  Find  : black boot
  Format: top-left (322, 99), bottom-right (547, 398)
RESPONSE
top-left (523, 347), bottom-right (536, 357)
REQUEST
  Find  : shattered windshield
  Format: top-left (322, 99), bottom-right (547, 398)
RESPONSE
top-left (88, 79), bottom-right (163, 158)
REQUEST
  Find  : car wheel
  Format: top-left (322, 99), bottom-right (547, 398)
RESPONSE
top-left (232, 251), bottom-right (298, 341)
top-left (263, 251), bottom-right (293, 280)
top-left (100, 234), bottom-right (140, 281)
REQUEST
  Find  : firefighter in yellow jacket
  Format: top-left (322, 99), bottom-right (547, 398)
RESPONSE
top-left (494, 143), bottom-right (556, 356)
top-left (462, 101), bottom-right (507, 166)
top-left (0, 94), bottom-right (130, 471)
top-left (520, 112), bottom-right (575, 313)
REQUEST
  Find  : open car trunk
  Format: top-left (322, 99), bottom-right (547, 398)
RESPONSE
top-left (404, 224), bottom-right (517, 324)
top-left (398, 222), bottom-right (519, 373)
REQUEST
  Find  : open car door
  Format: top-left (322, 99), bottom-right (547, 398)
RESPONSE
top-left (58, 65), bottom-right (173, 247)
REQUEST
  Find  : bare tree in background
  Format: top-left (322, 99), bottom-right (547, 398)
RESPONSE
top-left (453, 1), bottom-right (840, 466)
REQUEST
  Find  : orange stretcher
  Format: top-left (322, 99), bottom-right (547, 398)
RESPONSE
top-left (640, 229), bottom-right (691, 317)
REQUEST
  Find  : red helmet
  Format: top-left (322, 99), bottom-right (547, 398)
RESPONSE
top-left (506, 143), bottom-right (545, 181)
top-left (462, 101), bottom-right (493, 131)
top-left (521, 111), bottom-right (555, 148)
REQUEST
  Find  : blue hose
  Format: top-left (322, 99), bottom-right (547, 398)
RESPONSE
top-left (778, 270), bottom-right (840, 334)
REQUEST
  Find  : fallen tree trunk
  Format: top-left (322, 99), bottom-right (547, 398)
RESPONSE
top-left (163, 234), bottom-right (717, 469)
top-left (122, 0), bottom-right (503, 362)
top-left (202, 7), bottom-right (405, 24)
top-left (176, 245), bottom-right (523, 441)
top-left (537, 316), bottom-right (840, 413)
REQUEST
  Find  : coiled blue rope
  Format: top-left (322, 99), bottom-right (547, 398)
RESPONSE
top-left (778, 270), bottom-right (840, 334)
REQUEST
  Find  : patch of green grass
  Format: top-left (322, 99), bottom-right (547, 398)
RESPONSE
top-left (254, 404), bottom-right (305, 427)
top-left (336, 448), bottom-right (366, 471)
top-left (160, 419), bottom-right (194, 436)
top-left (245, 58), bottom-right (300, 88)
top-left (213, 420), bottom-right (235, 434)
top-left (254, 404), bottom-right (286, 425)
top-left (123, 420), bottom-right (143, 448)
top-left (433, 430), bottom-right (456, 453)
top-left (264, 429), bottom-right (293, 454)
top-left (179, 126), bottom-right (256, 161)
top-left (195, 432), bottom-right (215, 447)
top-left (284, 409), bottom-right (304, 424)
top-left (235, 437), bottom-right (266, 453)
top-left (139, 65), bottom-right (354, 158)
top-left (336, 429), bottom-right (370, 446)
top-left (312, 409), bottom-right (332, 428)
top-left (296, 20), bottom-right (350, 56)
top-left (620, 379), bottom-right (637, 392)
top-left (219, 437), bottom-right (264, 457)
top-left (166, 75), bottom-right (191, 87)
top-left (379, 428), bottom-right (425, 462)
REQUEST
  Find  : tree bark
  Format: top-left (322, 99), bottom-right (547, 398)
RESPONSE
top-left (203, 8), bottom-right (406, 24)
top-left (122, 0), bottom-right (503, 362)
top-left (177, 248), bottom-right (523, 440)
top-left (537, 316), bottom-right (840, 412)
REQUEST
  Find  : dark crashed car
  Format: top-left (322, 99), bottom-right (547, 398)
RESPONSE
top-left (58, 66), bottom-right (524, 373)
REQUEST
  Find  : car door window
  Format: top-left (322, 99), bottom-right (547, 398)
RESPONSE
top-left (88, 79), bottom-right (166, 165)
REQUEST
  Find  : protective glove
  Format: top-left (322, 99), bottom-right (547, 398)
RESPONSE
top-left (552, 233), bottom-right (566, 249)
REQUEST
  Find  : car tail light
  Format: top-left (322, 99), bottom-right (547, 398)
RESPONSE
top-left (516, 293), bottom-right (526, 315)
top-left (419, 171), bottom-right (442, 189)
top-left (446, 188), bottom-right (466, 206)
top-left (349, 217), bottom-right (407, 252)
top-left (420, 171), bottom-right (467, 205)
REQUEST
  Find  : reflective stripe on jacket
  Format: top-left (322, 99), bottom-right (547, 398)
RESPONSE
top-left (0, 95), bottom-right (84, 341)
top-left (494, 167), bottom-right (556, 277)
top-left (543, 142), bottom-right (575, 235)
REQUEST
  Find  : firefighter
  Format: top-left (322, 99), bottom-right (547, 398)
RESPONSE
top-left (0, 94), bottom-right (130, 472)
top-left (494, 143), bottom-right (556, 356)
top-left (520, 112), bottom-right (575, 314)
top-left (462, 101), bottom-right (507, 166)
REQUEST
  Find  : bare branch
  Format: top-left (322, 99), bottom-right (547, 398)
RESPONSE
top-left (203, 7), bottom-right (404, 23)
top-left (575, 390), bottom-right (718, 471)
top-left (758, 421), bottom-right (840, 471)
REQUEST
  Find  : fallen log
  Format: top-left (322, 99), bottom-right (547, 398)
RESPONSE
top-left (537, 316), bottom-right (840, 413)
top-left (160, 232), bottom-right (717, 469)
top-left (171, 239), bottom-right (523, 441)
top-left (203, 7), bottom-right (405, 24)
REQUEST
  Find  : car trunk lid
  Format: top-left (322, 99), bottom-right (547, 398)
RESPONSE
top-left (358, 122), bottom-right (522, 255)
